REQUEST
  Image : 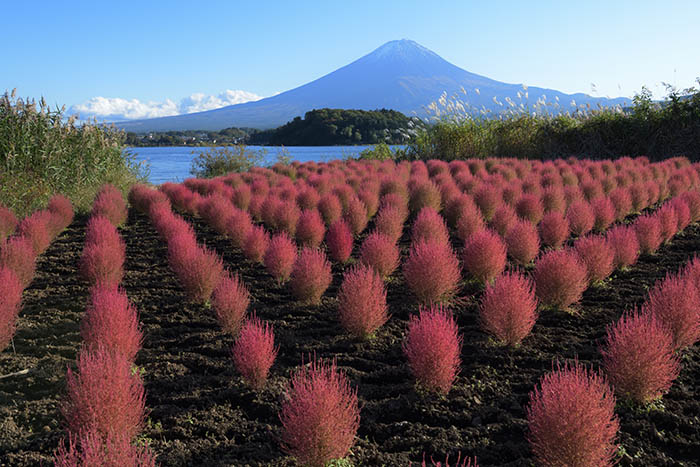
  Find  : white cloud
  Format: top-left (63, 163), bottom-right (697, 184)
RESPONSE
top-left (70, 89), bottom-right (263, 121)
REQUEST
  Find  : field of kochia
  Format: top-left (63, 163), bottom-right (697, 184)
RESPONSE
top-left (1, 156), bottom-right (700, 466)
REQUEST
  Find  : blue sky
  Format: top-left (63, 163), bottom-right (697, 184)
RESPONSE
top-left (3, 0), bottom-right (698, 119)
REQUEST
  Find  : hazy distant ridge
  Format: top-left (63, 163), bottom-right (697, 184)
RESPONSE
top-left (115, 39), bottom-right (629, 132)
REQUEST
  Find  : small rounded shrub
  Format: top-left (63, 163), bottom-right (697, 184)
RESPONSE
top-left (488, 205), bottom-right (517, 237)
top-left (18, 211), bottom-right (52, 254)
top-left (601, 309), bottom-right (680, 404)
top-left (264, 233), bottom-right (298, 284)
top-left (461, 229), bottom-right (507, 284)
top-left (295, 209), bottom-right (326, 248)
top-left (456, 206), bottom-right (486, 241)
top-left (91, 184), bottom-right (128, 227)
top-left (403, 239), bottom-right (461, 305)
top-left (54, 430), bottom-right (156, 467)
top-left (526, 361), bottom-right (619, 467)
top-left (479, 271), bottom-right (538, 346)
top-left (403, 304), bottom-right (462, 394)
top-left (645, 274), bottom-right (700, 351)
top-left (592, 197), bottom-right (615, 233)
top-left (225, 208), bottom-right (253, 249)
top-left (232, 313), bottom-right (278, 390)
top-left (0, 267), bottom-right (23, 352)
top-left (0, 235), bottom-right (37, 288)
top-left (79, 237), bottom-right (126, 287)
top-left (515, 193), bottom-right (544, 224)
top-left (325, 220), bottom-right (353, 263)
top-left (566, 200), bottom-right (595, 237)
top-left (337, 264), bottom-right (389, 339)
top-left (538, 211), bottom-right (569, 250)
top-left (343, 196), bottom-right (368, 235)
top-left (474, 185), bottom-right (501, 221)
top-left (289, 248), bottom-right (332, 305)
top-left (360, 231), bottom-right (400, 279)
top-left (411, 207), bottom-right (450, 246)
top-left (279, 357), bottom-right (359, 467)
top-left (212, 272), bottom-right (250, 336)
top-left (318, 194), bottom-right (343, 226)
top-left (635, 214), bottom-right (662, 255)
top-left (242, 225), bottom-right (270, 264)
top-left (609, 187), bottom-right (633, 221)
top-left (505, 219), bottom-right (540, 265)
top-left (533, 249), bottom-right (588, 310)
top-left (410, 181), bottom-right (442, 214)
top-left (574, 235), bottom-right (615, 285)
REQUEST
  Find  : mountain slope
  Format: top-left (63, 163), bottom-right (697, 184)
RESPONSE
top-left (115, 40), bottom-right (629, 132)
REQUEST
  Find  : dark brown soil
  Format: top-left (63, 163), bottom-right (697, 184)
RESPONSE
top-left (1, 210), bottom-right (699, 466)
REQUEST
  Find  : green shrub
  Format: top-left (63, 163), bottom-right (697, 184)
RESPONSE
top-left (189, 145), bottom-right (266, 178)
top-left (0, 90), bottom-right (146, 217)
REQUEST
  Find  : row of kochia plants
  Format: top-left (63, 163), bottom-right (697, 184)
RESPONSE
top-left (52, 185), bottom-right (157, 465)
top-left (126, 155), bottom-right (699, 467)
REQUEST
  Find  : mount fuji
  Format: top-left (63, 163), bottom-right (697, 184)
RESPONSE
top-left (115, 39), bottom-right (629, 132)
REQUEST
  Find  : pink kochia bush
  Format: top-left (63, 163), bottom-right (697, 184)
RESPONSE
top-left (79, 217), bottom-right (126, 287)
top-left (18, 211), bottom-right (52, 254)
top-left (168, 238), bottom-right (224, 303)
top-left (635, 214), bottom-right (662, 254)
top-left (505, 219), bottom-right (540, 265)
top-left (279, 357), bottom-right (360, 467)
top-left (515, 193), bottom-right (544, 224)
top-left (403, 240), bottom-right (461, 305)
top-left (526, 361), bottom-right (619, 467)
top-left (62, 347), bottom-right (146, 440)
top-left (479, 272), bottom-right (538, 346)
top-left (91, 184), bottom-right (128, 227)
top-left (533, 249), bottom-right (588, 310)
top-left (295, 209), bottom-right (326, 248)
top-left (343, 196), bottom-right (369, 235)
top-left (606, 225), bottom-right (640, 270)
top-left (566, 200), bottom-right (595, 237)
top-left (289, 248), bottom-right (332, 305)
top-left (211, 272), bottom-right (250, 336)
top-left (538, 211), bottom-right (569, 250)
top-left (360, 231), bottom-right (400, 279)
top-left (0, 236), bottom-right (37, 288)
top-left (264, 233), bottom-right (298, 284)
top-left (242, 225), bottom-right (270, 264)
top-left (411, 207), bottom-right (450, 246)
top-left (601, 310), bottom-right (680, 403)
top-left (325, 220), bottom-right (353, 263)
top-left (461, 229), bottom-right (507, 285)
top-left (54, 429), bottom-right (156, 467)
top-left (232, 313), bottom-right (278, 390)
top-left (645, 274), bottom-right (700, 351)
top-left (592, 197), bottom-right (616, 233)
top-left (337, 264), bottom-right (389, 339)
top-left (81, 286), bottom-right (142, 362)
top-left (374, 205), bottom-right (405, 242)
top-left (0, 268), bottom-right (23, 352)
top-left (574, 235), bottom-right (615, 285)
top-left (403, 305), bottom-right (462, 394)
top-left (47, 194), bottom-right (75, 235)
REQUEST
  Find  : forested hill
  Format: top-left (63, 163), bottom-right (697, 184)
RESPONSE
top-left (248, 108), bottom-right (424, 145)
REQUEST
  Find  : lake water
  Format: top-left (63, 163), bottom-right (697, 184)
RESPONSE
top-left (128, 145), bottom-right (404, 184)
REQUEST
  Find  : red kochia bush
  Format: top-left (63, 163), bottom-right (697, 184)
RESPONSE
top-left (318, 193), bottom-right (343, 226)
top-left (264, 233), bottom-right (297, 284)
top-left (0, 204), bottom-right (18, 243)
top-left (54, 430), bottom-right (156, 467)
top-left (461, 229), bottom-right (507, 285)
top-left (574, 235), bottom-right (615, 285)
top-left (488, 205), bottom-right (517, 237)
top-left (275, 200), bottom-right (301, 236)
top-left (360, 231), bottom-right (400, 279)
top-left (295, 209), bottom-right (326, 248)
top-left (533, 249), bottom-right (588, 310)
top-left (526, 361), bottom-right (619, 467)
top-left (410, 181), bottom-right (442, 213)
top-left (84, 215), bottom-right (122, 248)
top-left (635, 214), bottom-right (662, 254)
top-left (681, 190), bottom-right (700, 222)
top-left (280, 356), bottom-right (359, 467)
top-left (403, 305), bottom-right (462, 394)
top-left (411, 207), bottom-right (450, 246)
top-left (515, 193), bottom-right (544, 224)
top-left (656, 204), bottom-right (678, 244)
top-left (325, 220), bottom-right (353, 263)
top-left (79, 235), bottom-right (126, 287)
top-left (337, 264), bottom-right (389, 339)
top-left (81, 286), bottom-right (142, 362)
top-left (592, 197), bottom-right (615, 233)
top-left (296, 187), bottom-right (321, 211)
top-left (225, 208), bottom-right (253, 249)
top-left (474, 185), bottom-right (501, 221)
top-left (0, 236), bottom-right (37, 288)
top-left (232, 313), bottom-right (278, 390)
top-left (199, 193), bottom-right (233, 234)
top-left (18, 211), bottom-right (52, 254)
top-left (609, 187), bottom-right (633, 221)
top-left (480, 272), bottom-right (538, 346)
top-left (212, 272), bottom-right (250, 336)
top-left (403, 239), bottom-right (461, 305)
top-left (671, 198), bottom-right (691, 232)
top-left (601, 309), bottom-right (680, 404)
top-left (456, 205), bottom-right (486, 241)
top-left (374, 205), bottom-right (405, 242)
top-left (505, 219), bottom-right (540, 265)
top-left (169, 242), bottom-right (225, 303)
top-left (47, 194), bottom-right (75, 235)
top-left (242, 225), bottom-right (270, 264)
top-left (606, 225), bottom-right (640, 270)
top-left (62, 347), bottom-right (146, 440)
top-left (0, 267), bottom-right (23, 352)
top-left (343, 196), bottom-right (368, 236)
top-left (289, 248), bottom-right (332, 305)
top-left (566, 200), bottom-right (595, 237)
top-left (645, 274), bottom-right (700, 351)
top-left (91, 184), bottom-right (127, 227)
top-left (538, 211), bottom-right (569, 249)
